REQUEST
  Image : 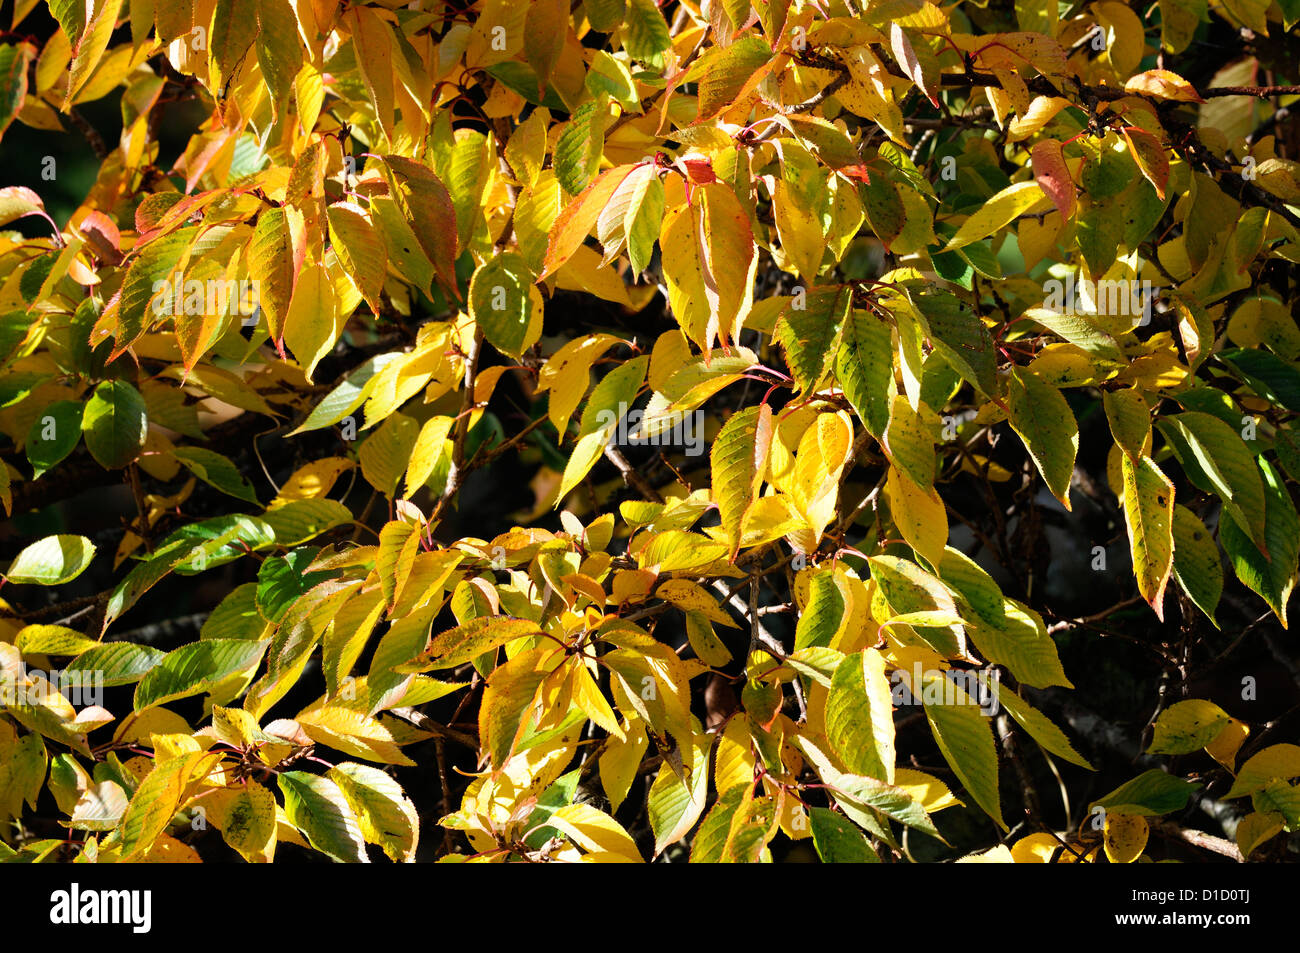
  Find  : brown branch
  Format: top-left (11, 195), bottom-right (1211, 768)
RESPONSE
top-left (1148, 819), bottom-right (1243, 862)
top-left (64, 106), bottom-right (110, 160)
top-left (389, 705), bottom-right (479, 749)
top-left (1202, 85), bottom-right (1300, 98)
top-left (603, 444), bottom-right (664, 503)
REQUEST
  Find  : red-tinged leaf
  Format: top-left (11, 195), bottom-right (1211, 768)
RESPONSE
top-left (695, 183), bottom-right (757, 352)
top-left (840, 165), bottom-right (872, 185)
top-left (678, 156), bottom-right (717, 185)
top-left (1122, 126), bottom-right (1170, 200)
top-left (0, 184), bottom-right (45, 228)
top-left (0, 43), bottom-right (35, 141)
top-left (247, 210), bottom-right (296, 352)
top-left (380, 156), bottom-right (459, 299)
top-left (1031, 138), bottom-right (1076, 221)
top-left (890, 24), bottom-right (938, 106)
top-left (540, 165), bottom-right (639, 279)
top-left (78, 210), bottom-right (122, 264)
top-left (347, 5), bottom-right (396, 138)
top-left (65, 0), bottom-right (124, 107)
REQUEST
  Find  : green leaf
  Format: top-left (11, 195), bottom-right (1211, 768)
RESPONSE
top-left (101, 227), bottom-right (194, 354)
top-left (936, 546), bottom-right (1005, 626)
top-left (965, 599), bottom-right (1071, 689)
top-left (860, 174), bottom-right (906, 248)
top-left (695, 36), bottom-right (771, 123)
top-left (358, 412), bottom-right (419, 498)
top-left (119, 752), bottom-right (209, 859)
top-left (469, 252), bottom-right (544, 358)
top-left (81, 380), bottom-right (147, 469)
top-left (809, 806), bottom-right (881, 862)
top-left (1171, 505), bottom-right (1222, 626)
top-left (65, 643), bottom-right (166, 687)
top-left (909, 288), bottom-right (996, 396)
top-left (1147, 699), bottom-right (1230, 755)
top-left (776, 285), bottom-right (852, 393)
top-left (689, 784), bottom-right (746, 862)
top-left (919, 670), bottom-right (1005, 829)
top-left (208, 0), bottom-right (258, 97)
top-left (984, 676), bottom-right (1092, 768)
top-left (0, 44), bottom-right (35, 141)
top-left (825, 650), bottom-right (895, 782)
top-left (883, 394), bottom-right (936, 490)
top-left (1025, 307), bottom-right (1125, 362)
top-left (794, 570), bottom-right (845, 650)
top-left (835, 307), bottom-right (894, 437)
top-left (1218, 347), bottom-right (1300, 412)
top-left (379, 156), bottom-right (460, 297)
top-left (1090, 769), bottom-right (1201, 816)
top-left (623, 0), bottom-right (671, 66)
top-left (6, 535), bottom-right (95, 586)
top-left (133, 639), bottom-right (269, 711)
top-left (255, 0), bottom-right (301, 103)
top-left (256, 548), bottom-right (333, 624)
top-left (329, 762), bottom-right (419, 862)
top-left (1220, 457), bottom-right (1298, 627)
top-left (554, 96), bottom-right (610, 196)
top-left (278, 770), bottom-right (369, 863)
top-left (586, 0), bottom-right (626, 31)
top-left (26, 400), bottom-right (84, 478)
top-left (173, 446), bottom-right (260, 504)
top-left (1005, 366), bottom-right (1078, 507)
top-left (647, 731), bottom-right (712, 856)
top-left (1103, 388), bottom-right (1151, 458)
top-left (1158, 411), bottom-right (1266, 552)
top-left (710, 403), bottom-right (771, 557)
top-left (557, 355), bottom-right (649, 501)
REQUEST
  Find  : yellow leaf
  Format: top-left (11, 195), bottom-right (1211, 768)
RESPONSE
top-left (945, 181), bottom-right (1047, 249)
top-left (1205, 717), bottom-right (1249, 771)
top-left (884, 465), bottom-right (949, 570)
top-left (1124, 69), bottom-right (1204, 103)
top-left (1120, 453), bottom-right (1175, 619)
top-left (283, 261), bottom-right (341, 382)
top-left (545, 803), bottom-right (643, 861)
top-left (1103, 812), bottom-right (1148, 863)
top-left (599, 720), bottom-right (648, 812)
top-left (656, 578), bottom-right (739, 627)
top-left (270, 457), bottom-right (354, 508)
top-left (403, 415), bottom-right (455, 498)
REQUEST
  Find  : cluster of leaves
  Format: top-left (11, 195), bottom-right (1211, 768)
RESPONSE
top-left (0, 0), bottom-right (1299, 863)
